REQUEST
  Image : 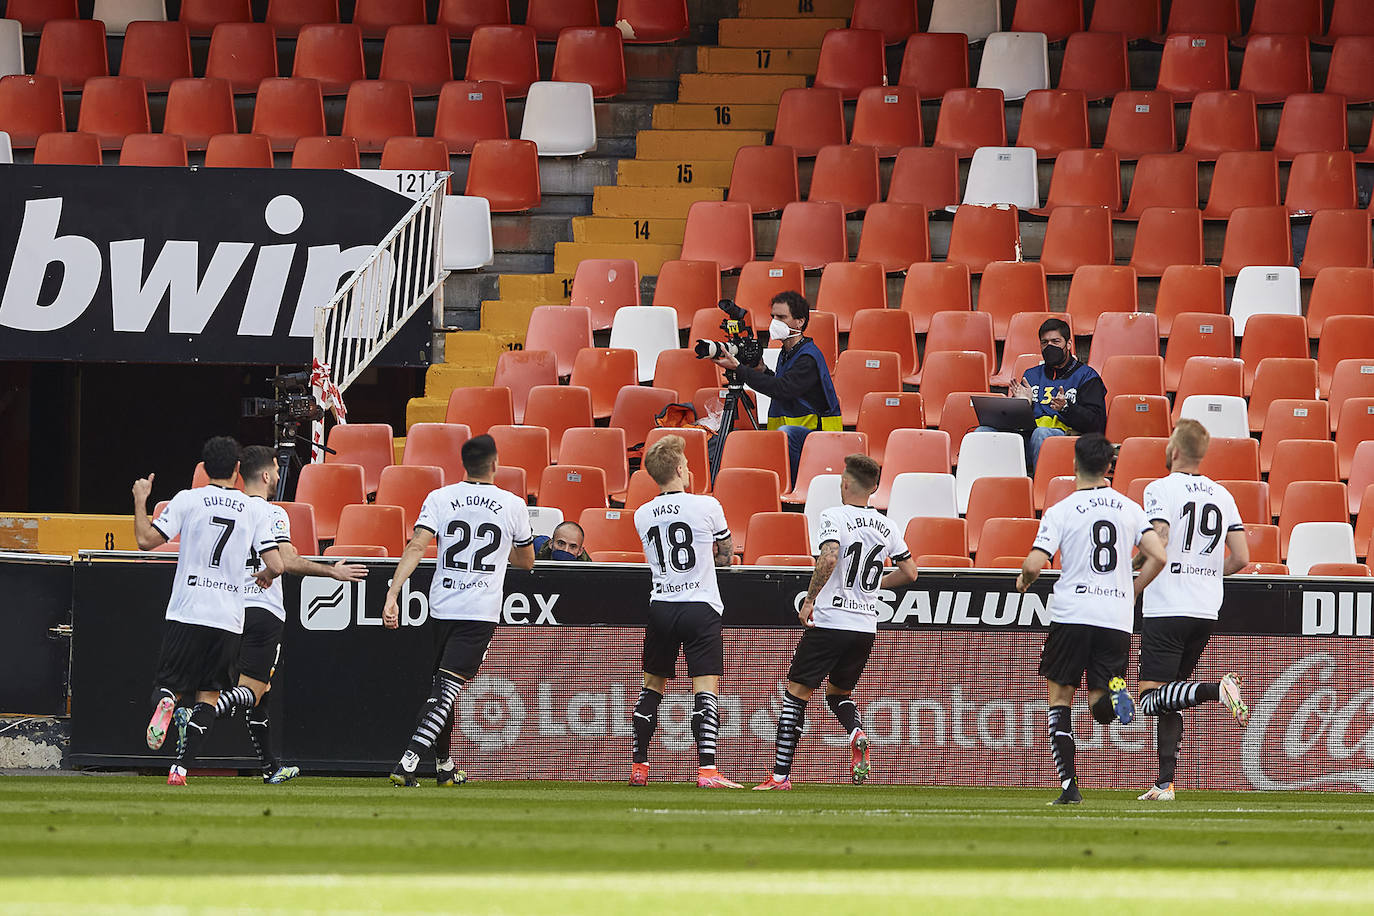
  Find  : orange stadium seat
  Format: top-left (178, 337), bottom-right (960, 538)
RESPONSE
top-left (323, 544), bottom-right (389, 558)
top-left (904, 517), bottom-right (968, 561)
top-left (965, 477), bottom-right (1035, 552)
top-left (832, 349), bottom-right (903, 426)
top-left (118, 21), bottom-right (191, 92)
top-left (35, 18), bottom-right (108, 89)
top-left (1300, 210), bottom-right (1372, 278)
top-left (32, 130), bottom-right (101, 164)
top-left (203, 133), bottom-right (273, 167)
top-left (976, 261), bottom-right (1047, 338)
top-left (1089, 0), bottom-right (1160, 39)
top-left (571, 258), bottom-right (639, 331)
top-left (465, 25), bottom-right (539, 97)
top-left (465, 138), bottom-right (541, 211)
top-left (352, 0), bottom-right (425, 38)
top-left (1034, 148), bottom-right (1122, 215)
top-left (1259, 399), bottom-right (1329, 470)
top-left (265, 0), bottom-right (338, 37)
top-left (1199, 436), bottom-right (1260, 482)
top-left (855, 392), bottom-right (925, 463)
top-left (642, 427), bottom-right (709, 495)
top-left (1102, 354), bottom-right (1165, 398)
top-left (1183, 91), bottom-right (1259, 161)
top-left (523, 386), bottom-right (593, 462)
top-left (743, 513), bottom-right (809, 566)
top-left (727, 145), bottom-right (800, 215)
top-left (871, 429), bottom-right (950, 509)
top-left (1217, 480), bottom-right (1269, 526)
top-left (1237, 34), bottom-right (1312, 103)
top-left (1220, 206), bottom-right (1292, 275)
top-left (1329, 358), bottom-right (1374, 428)
top-left (560, 428), bottom-right (629, 501)
top-left (491, 349), bottom-right (558, 423)
top-left (608, 386), bottom-right (676, 451)
top-left (295, 462), bottom-right (365, 540)
top-left (623, 470), bottom-right (659, 511)
top-left (808, 144), bottom-right (881, 214)
top-left (1058, 31), bottom-right (1130, 101)
top-left (813, 28), bottom-right (886, 100)
top-left (292, 23), bottom-right (364, 95)
top-left (652, 349), bottom-right (719, 402)
top-left (1167, 0), bottom-right (1240, 37)
top-left (1173, 355), bottom-right (1244, 420)
top-left (1202, 151), bottom-right (1280, 220)
top-left (1245, 525), bottom-right (1282, 563)
top-left (1308, 563), bottom-right (1373, 577)
top-left (0, 75), bottom-right (64, 147)
top-left (569, 348), bottom-right (637, 420)
top-left (539, 465), bottom-right (608, 521)
top-left (851, 85), bottom-right (923, 156)
top-left (897, 32), bottom-right (969, 99)
top-left (488, 424), bottom-right (549, 499)
top-left (1032, 435), bottom-right (1076, 509)
top-left (1353, 448), bottom-right (1374, 517)
top-left (1164, 313), bottom-right (1234, 390)
top-left (444, 386), bottom-right (513, 436)
top-left (525, 0), bottom-right (597, 40)
top-left (920, 310), bottom-right (995, 383)
top-left (1270, 440), bottom-right (1339, 517)
top-left (579, 509), bottom-right (640, 555)
top-left (552, 27), bottom-right (627, 99)
top-left (1155, 265), bottom-right (1226, 335)
top-left (651, 260), bottom-right (721, 330)
top-left (932, 88), bottom-right (1007, 157)
top-left (1087, 312), bottom-right (1159, 372)
top-left (1286, 152), bottom-right (1357, 218)
top-left (995, 311), bottom-right (1070, 386)
top-left (1325, 36), bottom-right (1374, 105)
top-left (680, 201), bottom-right (754, 271)
top-left (331, 505), bottom-right (406, 554)
top-left (1156, 33), bottom-right (1230, 102)
top-left (921, 354), bottom-right (990, 426)
top-left (1016, 89), bottom-right (1090, 159)
top-left (402, 422), bottom-right (470, 484)
top-left (938, 391), bottom-right (990, 460)
top-left (5, 0), bottom-right (78, 33)
top-left (615, 0), bottom-right (688, 43)
top-left (251, 78), bottom-right (327, 151)
top-left (1103, 90), bottom-right (1177, 160)
top-left (886, 146), bottom-right (961, 210)
top-left (1039, 206), bottom-right (1114, 275)
top-left (205, 23), bottom-right (279, 94)
top-left (848, 309), bottom-right (917, 384)
top-left (945, 204), bottom-right (1020, 273)
top-left (1307, 268), bottom-right (1374, 337)
top-left (720, 430), bottom-right (792, 495)
top-left (856, 203), bottom-right (930, 273)
top-left (899, 262), bottom-right (971, 333)
top-left (772, 87), bottom-right (845, 158)
top-left (437, 0), bottom-right (508, 37)
top-left (1337, 398), bottom-right (1374, 478)
top-left (711, 467), bottom-right (781, 548)
top-left (161, 78), bottom-right (235, 150)
top-left (851, 0), bottom-right (917, 44)
top-left (751, 554), bottom-right (816, 567)
top-left (1239, 315), bottom-right (1310, 391)
top-left (975, 518), bottom-right (1041, 569)
top-left (1064, 266), bottom-right (1136, 336)
top-left (380, 136), bottom-right (451, 176)
top-left (272, 501), bottom-right (318, 555)
top-left (1273, 94), bottom-right (1349, 160)
top-left (1112, 436), bottom-right (1168, 492)
top-left (76, 76), bottom-right (149, 149)
top-left (291, 136), bottom-right (359, 168)
top-left (119, 133), bottom-right (187, 166)
top-left (1011, 0), bottom-right (1083, 41)
top-left (375, 465), bottom-right (442, 529)
top-left (815, 260), bottom-right (886, 333)
top-left (1250, 0), bottom-right (1321, 37)
top-left (433, 80), bottom-right (507, 154)
top-left (325, 423), bottom-right (394, 495)
top-left (341, 79), bottom-right (414, 152)
top-left (1121, 154), bottom-right (1198, 220)
top-left (733, 261), bottom-right (800, 329)
top-left (772, 201), bottom-right (847, 269)
top-left (379, 25), bottom-right (455, 96)
top-left (1105, 395), bottom-right (1172, 440)
top-left (178, 0), bottom-right (251, 35)
top-left (1319, 316), bottom-right (1374, 395)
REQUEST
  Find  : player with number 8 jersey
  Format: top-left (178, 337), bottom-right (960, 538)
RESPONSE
top-left (383, 435), bottom-right (535, 787)
top-left (629, 435), bottom-right (740, 788)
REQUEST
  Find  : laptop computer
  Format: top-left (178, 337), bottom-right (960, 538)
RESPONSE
top-left (971, 396), bottom-right (1036, 433)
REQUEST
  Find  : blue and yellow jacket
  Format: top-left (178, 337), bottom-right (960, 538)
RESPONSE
top-left (1021, 356), bottom-right (1107, 434)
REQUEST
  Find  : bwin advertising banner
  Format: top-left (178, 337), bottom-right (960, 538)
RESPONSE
top-left (0, 166), bottom-right (444, 365)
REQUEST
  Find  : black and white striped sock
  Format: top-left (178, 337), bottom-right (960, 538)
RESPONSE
top-left (692, 692), bottom-right (720, 768)
top-left (632, 687), bottom-right (662, 764)
top-left (403, 672), bottom-right (464, 766)
top-left (772, 692), bottom-right (808, 778)
top-left (435, 705), bottom-right (455, 770)
top-left (826, 693), bottom-right (864, 739)
top-left (1140, 682), bottom-right (1220, 715)
top-left (1047, 705), bottom-right (1076, 787)
top-left (215, 685), bottom-right (257, 719)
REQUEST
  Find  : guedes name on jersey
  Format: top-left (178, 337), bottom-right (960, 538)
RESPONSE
top-left (202, 494), bottom-right (245, 511)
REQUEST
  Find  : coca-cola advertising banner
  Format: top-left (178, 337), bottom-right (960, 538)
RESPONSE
top-left (64, 558), bottom-right (1374, 790)
top-left (0, 166), bottom-right (439, 365)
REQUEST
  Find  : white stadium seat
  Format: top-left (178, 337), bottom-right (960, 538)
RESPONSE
top-left (928, 0), bottom-right (1000, 43)
top-left (803, 474), bottom-right (844, 551)
top-left (0, 19), bottom-right (23, 78)
top-left (1287, 521), bottom-right (1357, 575)
top-left (1178, 394), bottom-right (1250, 440)
top-left (441, 195), bottom-right (494, 270)
top-left (955, 431), bottom-right (1028, 513)
top-left (527, 505), bottom-right (564, 540)
top-left (1229, 265), bottom-right (1301, 335)
top-left (886, 472), bottom-right (959, 534)
top-left (520, 81), bottom-right (597, 157)
top-left (92, 0), bottom-right (166, 35)
top-left (976, 32), bottom-right (1050, 100)
top-left (0, 130), bottom-right (12, 165)
top-left (960, 146), bottom-right (1039, 209)
top-left (609, 306), bottom-right (679, 383)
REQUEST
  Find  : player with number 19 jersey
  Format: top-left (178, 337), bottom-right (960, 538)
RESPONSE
top-left (1141, 474), bottom-right (1243, 620)
top-left (415, 480), bottom-right (534, 622)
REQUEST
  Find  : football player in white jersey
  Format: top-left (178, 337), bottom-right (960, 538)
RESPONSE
top-left (1016, 433), bottom-right (1167, 805)
top-left (384, 434), bottom-right (534, 787)
top-left (178, 445), bottom-right (368, 785)
top-left (133, 436), bottom-right (284, 786)
top-left (755, 454), bottom-right (918, 790)
top-left (1135, 420), bottom-right (1251, 801)
top-left (629, 434), bottom-right (740, 788)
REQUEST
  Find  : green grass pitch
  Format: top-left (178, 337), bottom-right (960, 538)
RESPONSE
top-left (2, 774), bottom-right (1373, 914)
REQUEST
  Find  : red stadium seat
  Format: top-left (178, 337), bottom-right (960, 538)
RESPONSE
top-left (784, 431), bottom-right (868, 504)
top-left (488, 424), bottom-right (548, 499)
top-left (118, 21), bottom-right (191, 92)
top-left (1201, 151), bottom-right (1280, 221)
top-left (772, 201), bottom-right (847, 269)
top-left (1065, 266), bottom-right (1136, 336)
top-left (76, 76), bottom-right (149, 149)
top-left (1286, 151), bottom-right (1358, 217)
top-left (251, 78), bottom-right (327, 151)
top-left (721, 430), bottom-right (792, 495)
top-left (1219, 480), bottom-right (1270, 526)
top-left (727, 145), bottom-right (799, 215)
top-left (608, 386), bottom-right (676, 452)
top-left (161, 78), bottom-right (235, 150)
top-left (570, 258), bottom-right (639, 332)
top-left (1183, 91), bottom-right (1259, 160)
top-left (1105, 395), bottom-right (1172, 440)
top-left (1259, 399), bottom-right (1329, 470)
top-left (1269, 440), bottom-right (1339, 516)
top-left (920, 353), bottom-right (990, 426)
top-left (265, 0), bottom-right (338, 37)
top-left (341, 79), bottom-right (414, 152)
top-left (815, 260), bottom-right (887, 333)
top-left (1325, 36), bottom-right (1374, 104)
top-left (773, 87), bottom-right (846, 158)
top-left (1089, 0), bottom-right (1160, 40)
top-left (1102, 354), bottom-right (1165, 398)
top-left (652, 349), bottom-right (719, 402)
top-left (899, 262), bottom-right (971, 333)
top-left (524, 385), bottom-right (593, 463)
top-left (1156, 265), bottom-right (1226, 336)
top-left (1011, 0), bottom-right (1083, 41)
top-left (1199, 436), bottom-right (1260, 482)
top-left (569, 348), bottom-right (638, 421)
top-left (856, 392), bottom-right (927, 464)
top-left (1103, 90), bottom-right (1177, 160)
top-left (465, 138), bottom-right (541, 212)
top-left (851, 0), bottom-right (917, 44)
top-left (401, 422), bottom-right (470, 484)
top-left (1164, 313), bottom-right (1234, 390)
top-left (539, 465), bottom-right (607, 521)
top-left (965, 477), bottom-right (1034, 552)
top-left (1308, 268), bottom-right (1374, 338)
top-left (292, 23), bottom-right (364, 95)
top-left (614, 0), bottom-right (688, 43)
top-left (352, 0), bottom-right (425, 38)
top-left (0, 75), bottom-right (64, 147)
top-left (848, 309), bottom-right (918, 385)
top-left (1121, 154), bottom-right (1198, 220)
top-left (1173, 356), bottom-right (1244, 422)
top-left (271, 501), bottom-right (319, 555)
top-left (1033, 148), bottom-right (1122, 216)
top-left (1300, 211), bottom-right (1372, 279)
top-left (1087, 312), bottom-right (1159, 372)
top-left (851, 85), bottom-right (923, 156)
top-left (32, 130), bottom-right (100, 164)
top-left (552, 27), bottom-right (627, 99)
top-left (1058, 31), bottom-right (1130, 101)
top-left (976, 261), bottom-right (1047, 339)
top-left (742, 513), bottom-right (810, 566)
top-left (560, 428), bottom-right (629, 501)
top-left (491, 349), bottom-right (558, 423)
top-left (205, 23), bottom-right (278, 94)
top-left (813, 28), bottom-right (885, 100)
top-left (1015, 89), bottom-right (1090, 159)
top-left (464, 25), bottom-right (539, 98)
top-left (1156, 33), bottom-right (1230, 102)
top-left (1039, 206), bottom-right (1114, 276)
top-left (525, 0), bottom-right (597, 41)
top-left (1237, 34), bottom-right (1312, 104)
top-left (932, 88), bottom-right (1006, 157)
top-left (734, 260), bottom-right (802, 329)
top-left (1220, 206), bottom-right (1292, 276)
top-left (1239, 316), bottom-right (1310, 392)
top-left (856, 203), bottom-right (930, 273)
top-left (1167, 1), bottom-right (1240, 38)
top-left (903, 517), bottom-right (968, 562)
top-left (1032, 434), bottom-right (1077, 509)
top-left (680, 201), bottom-right (754, 271)
top-left (832, 347), bottom-right (903, 425)
top-left (975, 518), bottom-right (1041, 568)
top-left (651, 260), bottom-right (721, 330)
top-left (379, 25), bottom-right (455, 97)
top-left (444, 386), bottom-right (513, 436)
top-left (295, 462), bottom-right (365, 540)
top-left (994, 311), bottom-right (1072, 387)
top-left (178, 0), bottom-right (251, 36)
top-left (375, 465), bottom-right (443, 530)
top-left (807, 144), bottom-right (881, 214)
top-left (920, 310), bottom-right (995, 384)
top-left (1277, 482), bottom-right (1347, 555)
top-left (119, 133), bottom-right (187, 166)
top-left (579, 509), bottom-right (641, 555)
top-left (203, 133), bottom-right (273, 167)
top-left (897, 32), bottom-right (969, 99)
top-left (887, 146), bottom-right (960, 210)
top-left (325, 423), bottom-right (394, 495)
top-left (1319, 316), bottom-right (1374, 396)
top-left (35, 18), bottom-right (108, 89)
top-left (1273, 93), bottom-right (1349, 160)
top-left (437, 0), bottom-right (508, 37)
top-left (433, 80), bottom-right (507, 154)
top-left (291, 136), bottom-right (359, 169)
top-left (1337, 398), bottom-right (1374, 479)
top-left (524, 305), bottom-right (592, 379)
top-left (945, 204), bottom-right (1020, 273)
top-left (5, 0), bottom-right (77, 33)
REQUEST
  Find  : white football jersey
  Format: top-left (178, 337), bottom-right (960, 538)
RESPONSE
top-left (242, 498), bottom-right (294, 621)
top-left (813, 505), bottom-right (911, 634)
top-left (151, 485), bottom-right (281, 633)
top-left (1141, 473), bottom-right (1244, 620)
top-left (415, 481), bottom-right (534, 622)
top-left (1033, 485), bottom-right (1151, 633)
top-left (634, 492), bottom-right (730, 613)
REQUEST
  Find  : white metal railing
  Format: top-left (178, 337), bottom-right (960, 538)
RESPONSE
top-left (311, 178), bottom-right (450, 460)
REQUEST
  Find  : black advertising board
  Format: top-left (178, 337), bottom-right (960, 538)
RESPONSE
top-left (0, 166), bottom-right (438, 365)
top-left (0, 553), bottom-right (72, 715)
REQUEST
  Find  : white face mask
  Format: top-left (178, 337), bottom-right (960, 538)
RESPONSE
top-left (769, 317), bottom-right (796, 342)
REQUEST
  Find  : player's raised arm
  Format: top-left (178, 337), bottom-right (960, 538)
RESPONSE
top-left (132, 474), bottom-right (168, 550)
top-left (280, 541), bottom-right (368, 581)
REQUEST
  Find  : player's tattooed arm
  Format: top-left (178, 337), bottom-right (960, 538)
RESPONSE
top-left (713, 534), bottom-right (734, 567)
top-left (807, 542), bottom-right (839, 600)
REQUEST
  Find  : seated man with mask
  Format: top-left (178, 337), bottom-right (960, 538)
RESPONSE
top-left (534, 521), bottom-right (591, 561)
top-left (709, 291), bottom-right (841, 482)
top-left (978, 317), bottom-right (1107, 474)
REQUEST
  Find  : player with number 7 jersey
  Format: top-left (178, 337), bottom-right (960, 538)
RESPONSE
top-left (382, 435), bottom-right (535, 788)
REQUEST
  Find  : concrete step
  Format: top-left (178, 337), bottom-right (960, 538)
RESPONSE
top-left (592, 185), bottom-right (724, 218)
top-left (677, 72), bottom-right (808, 104)
top-left (492, 251), bottom-right (556, 274)
top-left (426, 363), bottom-right (496, 398)
top-left (553, 241), bottom-right (683, 275)
top-left (442, 330), bottom-right (508, 365)
top-left (573, 216), bottom-right (688, 244)
top-left (738, 0), bottom-right (855, 15)
top-left (717, 17), bottom-right (848, 48)
top-left (492, 214), bottom-right (574, 254)
top-left (405, 397), bottom-right (448, 430)
top-left (443, 272), bottom-right (503, 309)
top-left (617, 158), bottom-right (733, 188)
top-left (481, 299), bottom-right (546, 337)
top-left (697, 46), bottom-right (821, 75)
top-left (635, 129), bottom-right (768, 160)
top-left (497, 274), bottom-right (573, 302)
top-left (652, 102), bottom-right (778, 131)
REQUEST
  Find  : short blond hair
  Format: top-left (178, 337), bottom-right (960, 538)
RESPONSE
top-left (644, 434), bottom-right (686, 486)
top-left (843, 453), bottom-right (880, 493)
top-left (1171, 418), bottom-right (1210, 463)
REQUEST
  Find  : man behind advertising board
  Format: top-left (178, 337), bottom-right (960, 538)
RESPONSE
top-left (1135, 419), bottom-right (1252, 801)
top-left (1015, 433), bottom-right (1167, 805)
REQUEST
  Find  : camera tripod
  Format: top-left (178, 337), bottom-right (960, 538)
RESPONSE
top-left (271, 417), bottom-right (333, 501)
top-left (706, 373), bottom-right (760, 485)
